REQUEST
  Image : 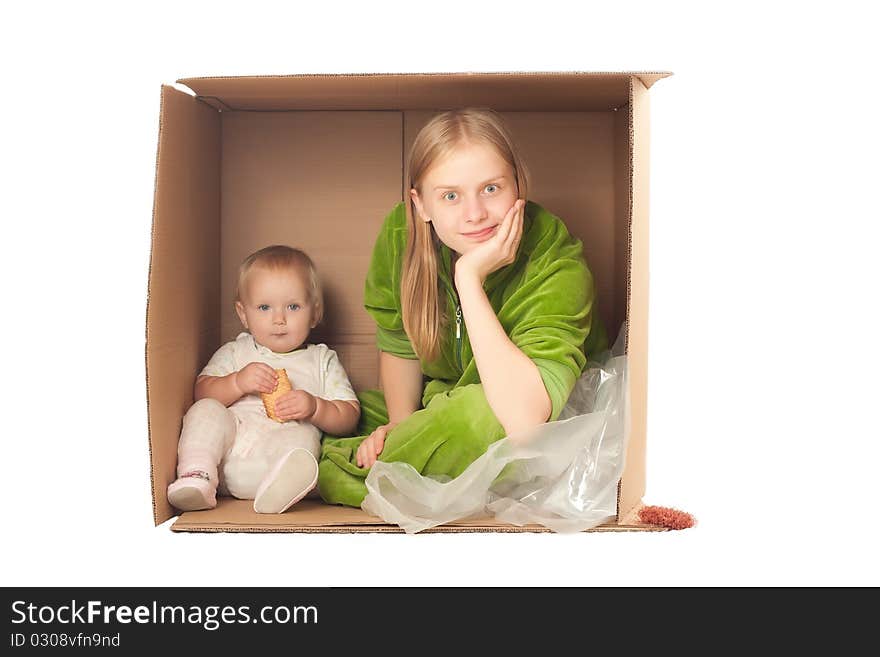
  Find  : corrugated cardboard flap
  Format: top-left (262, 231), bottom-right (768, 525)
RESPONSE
top-left (176, 71), bottom-right (672, 111)
top-left (171, 499), bottom-right (665, 533)
top-left (617, 76), bottom-right (651, 520)
top-left (147, 85), bottom-right (221, 526)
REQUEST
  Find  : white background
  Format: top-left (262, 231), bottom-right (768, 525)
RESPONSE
top-left (2, 0), bottom-right (877, 587)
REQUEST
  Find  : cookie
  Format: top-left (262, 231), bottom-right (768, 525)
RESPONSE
top-left (261, 368), bottom-right (292, 422)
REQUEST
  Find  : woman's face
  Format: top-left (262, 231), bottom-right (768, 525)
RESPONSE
top-left (411, 141), bottom-right (518, 255)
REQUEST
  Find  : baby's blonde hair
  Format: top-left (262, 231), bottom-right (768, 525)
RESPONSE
top-left (402, 108), bottom-right (530, 362)
top-left (235, 245), bottom-right (324, 326)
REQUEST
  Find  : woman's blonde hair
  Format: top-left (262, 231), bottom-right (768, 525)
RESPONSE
top-left (402, 108), bottom-right (530, 362)
top-left (236, 245), bottom-right (324, 326)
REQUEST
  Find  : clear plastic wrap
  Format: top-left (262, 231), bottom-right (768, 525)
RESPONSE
top-left (361, 324), bottom-right (629, 533)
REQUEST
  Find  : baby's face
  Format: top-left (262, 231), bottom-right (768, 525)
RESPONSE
top-left (235, 265), bottom-right (316, 354)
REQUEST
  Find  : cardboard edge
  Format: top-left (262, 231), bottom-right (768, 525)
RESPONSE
top-left (613, 93), bottom-right (630, 523)
top-left (146, 85), bottom-right (167, 526)
top-left (175, 71), bottom-right (673, 110)
top-left (636, 72), bottom-right (673, 89)
top-left (168, 500), bottom-right (666, 533)
top-left (615, 75), bottom-right (651, 522)
top-left (618, 75), bottom-right (638, 520)
top-left (176, 71), bottom-right (674, 84)
top-left (170, 520), bottom-right (667, 534)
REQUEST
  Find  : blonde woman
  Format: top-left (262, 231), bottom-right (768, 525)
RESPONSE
top-left (319, 108), bottom-right (607, 508)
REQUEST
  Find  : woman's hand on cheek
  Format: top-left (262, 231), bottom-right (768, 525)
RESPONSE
top-left (455, 199), bottom-right (524, 284)
top-left (274, 390), bottom-right (317, 422)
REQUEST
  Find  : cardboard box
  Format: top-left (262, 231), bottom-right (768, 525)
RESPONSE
top-left (147, 71), bottom-right (671, 533)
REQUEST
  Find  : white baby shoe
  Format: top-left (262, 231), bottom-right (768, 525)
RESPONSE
top-left (253, 448), bottom-right (319, 514)
top-left (167, 471), bottom-right (217, 511)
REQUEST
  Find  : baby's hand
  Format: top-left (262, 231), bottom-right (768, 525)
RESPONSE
top-left (234, 363), bottom-right (278, 396)
top-left (274, 389), bottom-right (317, 422)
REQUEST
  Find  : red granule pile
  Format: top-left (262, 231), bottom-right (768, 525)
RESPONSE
top-left (638, 505), bottom-right (696, 530)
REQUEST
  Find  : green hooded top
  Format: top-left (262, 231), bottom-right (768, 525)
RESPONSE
top-left (363, 200), bottom-right (607, 421)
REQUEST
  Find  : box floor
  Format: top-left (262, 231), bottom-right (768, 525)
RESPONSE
top-left (171, 499), bottom-right (664, 533)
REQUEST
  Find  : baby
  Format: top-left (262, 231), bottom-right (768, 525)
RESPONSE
top-left (167, 245), bottom-right (361, 513)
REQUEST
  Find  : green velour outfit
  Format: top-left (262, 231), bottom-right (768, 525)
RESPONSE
top-left (318, 200), bottom-right (607, 507)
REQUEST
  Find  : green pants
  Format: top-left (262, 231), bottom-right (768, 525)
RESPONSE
top-left (319, 384), bottom-right (507, 507)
